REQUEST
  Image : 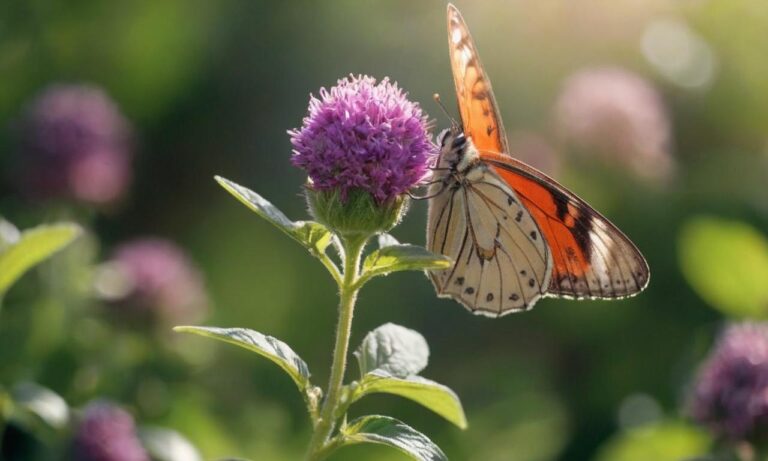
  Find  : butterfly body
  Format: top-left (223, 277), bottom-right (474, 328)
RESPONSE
top-left (426, 4), bottom-right (649, 316)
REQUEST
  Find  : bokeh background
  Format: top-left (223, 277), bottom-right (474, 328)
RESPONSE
top-left (2, 0), bottom-right (768, 460)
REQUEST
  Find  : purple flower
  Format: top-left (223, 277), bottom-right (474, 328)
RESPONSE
top-left (17, 84), bottom-right (132, 206)
top-left (690, 322), bottom-right (768, 441)
top-left (73, 401), bottom-right (148, 461)
top-left (102, 238), bottom-right (208, 325)
top-left (289, 75), bottom-right (434, 204)
top-left (554, 67), bottom-right (673, 180)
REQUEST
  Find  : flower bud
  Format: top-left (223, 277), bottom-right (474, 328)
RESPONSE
top-left (306, 187), bottom-right (407, 239)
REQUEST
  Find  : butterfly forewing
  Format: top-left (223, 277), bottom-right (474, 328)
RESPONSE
top-left (427, 165), bottom-right (552, 316)
top-left (483, 152), bottom-right (650, 299)
top-left (447, 4), bottom-right (508, 155)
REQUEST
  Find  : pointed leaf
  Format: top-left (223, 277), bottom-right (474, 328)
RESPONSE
top-left (362, 244), bottom-right (451, 280)
top-left (342, 415), bottom-right (447, 461)
top-left (215, 176), bottom-right (332, 255)
top-left (0, 223), bottom-right (81, 296)
top-left (174, 326), bottom-right (310, 391)
top-left (353, 370), bottom-right (467, 429)
top-left (355, 323), bottom-right (429, 378)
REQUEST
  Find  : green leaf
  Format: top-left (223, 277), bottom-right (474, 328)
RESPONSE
top-left (174, 326), bottom-right (310, 391)
top-left (11, 382), bottom-right (70, 431)
top-left (679, 216), bottom-right (768, 318)
top-left (341, 415), bottom-right (447, 461)
top-left (361, 244), bottom-right (451, 280)
top-left (138, 427), bottom-right (202, 461)
top-left (215, 176), bottom-right (332, 256)
top-left (293, 221), bottom-right (333, 256)
top-left (594, 420), bottom-right (711, 461)
top-left (353, 370), bottom-right (467, 429)
top-left (355, 323), bottom-right (429, 378)
top-left (0, 223), bottom-right (81, 296)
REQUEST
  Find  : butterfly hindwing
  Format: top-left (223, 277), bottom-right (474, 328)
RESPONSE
top-left (427, 164), bottom-right (552, 316)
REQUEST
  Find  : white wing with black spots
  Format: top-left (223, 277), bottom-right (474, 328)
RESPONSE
top-left (427, 165), bottom-right (553, 316)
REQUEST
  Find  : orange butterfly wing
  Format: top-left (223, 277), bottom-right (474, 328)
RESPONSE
top-left (446, 3), bottom-right (649, 299)
top-left (447, 4), bottom-right (508, 155)
top-left (482, 152), bottom-right (650, 298)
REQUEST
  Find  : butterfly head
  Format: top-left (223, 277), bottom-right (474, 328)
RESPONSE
top-left (433, 94), bottom-right (478, 172)
top-left (436, 127), bottom-right (479, 174)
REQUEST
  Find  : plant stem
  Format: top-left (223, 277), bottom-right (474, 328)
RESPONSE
top-left (305, 235), bottom-right (367, 461)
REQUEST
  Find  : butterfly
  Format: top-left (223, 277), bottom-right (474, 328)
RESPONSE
top-left (426, 4), bottom-right (650, 317)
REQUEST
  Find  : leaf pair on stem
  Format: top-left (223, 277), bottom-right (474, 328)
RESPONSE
top-left (177, 177), bottom-right (464, 460)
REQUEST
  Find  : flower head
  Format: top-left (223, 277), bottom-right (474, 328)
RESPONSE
top-left (554, 67), bottom-right (672, 179)
top-left (690, 322), bottom-right (768, 441)
top-left (73, 401), bottom-right (148, 461)
top-left (17, 84), bottom-right (132, 206)
top-left (289, 75), bottom-right (434, 204)
top-left (98, 238), bottom-right (208, 325)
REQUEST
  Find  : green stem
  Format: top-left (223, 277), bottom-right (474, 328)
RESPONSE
top-left (305, 235), bottom-right (367, 461)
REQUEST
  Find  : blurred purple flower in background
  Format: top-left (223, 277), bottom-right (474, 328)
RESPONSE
top-left (690, 322), bottom-right (768, 442)
top-left (73, 401), bottom-right (148, 461)
top-left (96, 238), bottom-right (208, 326)
top-left (17, 84), bottom-right (133, 206)
top-left (508, 130), bottom-right (561, 178)
top-left (289, 74), bottom-right (434, 204)
top-left (554, 67), bottom-right (673, 180)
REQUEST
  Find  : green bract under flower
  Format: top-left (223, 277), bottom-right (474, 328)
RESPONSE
top-left (307, 188), bottom-right (407, 239)
top-left (289, 75), bottom-right (434, 205)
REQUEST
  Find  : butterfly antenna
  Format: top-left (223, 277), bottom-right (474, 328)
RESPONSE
top-left (433, 93), bottom-right (459, 131)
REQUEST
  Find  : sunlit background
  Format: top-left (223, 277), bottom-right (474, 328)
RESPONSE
top-left (2, 0), bottom-right (768, 460)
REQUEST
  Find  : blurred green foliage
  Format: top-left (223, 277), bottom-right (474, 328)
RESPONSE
top-left (0, 221), bottom-right (80, 298)
top-left (679, 217), bottom-right (768, 318)
top-left (2, 0), bottom-right (768, 459)
top-left (594, 420), bottom-right (711, 461)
